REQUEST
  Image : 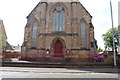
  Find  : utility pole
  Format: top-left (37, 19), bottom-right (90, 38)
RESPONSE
top-left (110, 0), bottom-right (117, 66)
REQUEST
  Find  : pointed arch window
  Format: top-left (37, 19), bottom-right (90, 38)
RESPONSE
top-left (32, 22), bottom-right (38, 48)
top-left (81, 22), bottom-right (86, 47)
top-left (53, 6), bottom-right (65, 31)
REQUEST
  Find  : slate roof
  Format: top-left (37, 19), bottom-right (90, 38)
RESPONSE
top-left (6, 42), bottom-right (13, 50)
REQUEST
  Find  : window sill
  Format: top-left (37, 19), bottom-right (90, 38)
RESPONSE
top-left (39, 32), bottom-right (78, 36)
top-left (52, 31), bottom-right (66, 33)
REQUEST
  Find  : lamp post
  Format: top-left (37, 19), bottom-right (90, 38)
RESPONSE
top-left (110, 0), bottom-right (117, 66)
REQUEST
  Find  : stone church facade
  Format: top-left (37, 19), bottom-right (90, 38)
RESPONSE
top-left (22, 0), bottom-right (97, 62)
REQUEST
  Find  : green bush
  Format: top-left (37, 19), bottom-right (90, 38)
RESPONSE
top-left (116, 57), bottom-right (120, 65)
top-left (104, 55), bottom-right (120, 65)
top-left (104, 56), bottom-right (113, 64)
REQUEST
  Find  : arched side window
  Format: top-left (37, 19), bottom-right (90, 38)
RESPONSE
top-left (32, 22), bottom-right (38, 48)
top-left (53, 6), bottom-right (65, 31)
top-left (81, 22), bottom-right (86, 47)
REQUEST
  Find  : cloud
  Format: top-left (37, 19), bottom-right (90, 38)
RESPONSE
top-left (0, 0), bottom-right (40, 46)
top-left (0, 0), bottom-right (118, 49)
top-left (80, 0), bottom-right (118, 49)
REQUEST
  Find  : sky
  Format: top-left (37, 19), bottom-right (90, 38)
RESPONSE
top-left (0, 0), bottom-right (119, 49)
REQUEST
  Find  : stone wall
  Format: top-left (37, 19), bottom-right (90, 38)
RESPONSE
top-left (21, 1), bottom-right (97, 61)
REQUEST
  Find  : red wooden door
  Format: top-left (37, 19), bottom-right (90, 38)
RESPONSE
top-left (54, 40), bottom-right (63, 57)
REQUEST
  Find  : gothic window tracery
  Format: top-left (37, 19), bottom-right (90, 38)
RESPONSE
top-left (81, 22), bottom-right (86, 47)
top-left (32, 22), bottom-right (38, 48)
top-left (53, 6), bottom-right (65, 31)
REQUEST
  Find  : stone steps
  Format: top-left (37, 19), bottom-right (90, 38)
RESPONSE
top-left (2, 61), bottom-right (117, 68)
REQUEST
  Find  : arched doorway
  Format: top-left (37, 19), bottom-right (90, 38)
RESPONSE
top-left (54, 40), bottom-right (63, 57)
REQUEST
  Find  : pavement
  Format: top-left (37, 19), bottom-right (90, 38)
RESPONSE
top-left (0, 67), bottom-right (119, 73)
top-left (1, 60), bottom-right (120, 79)
top-left (0, 67), bottom-right (119, 79)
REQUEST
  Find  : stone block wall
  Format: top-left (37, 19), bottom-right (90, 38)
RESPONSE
top-left (21, 1), bottom-right (97, 62)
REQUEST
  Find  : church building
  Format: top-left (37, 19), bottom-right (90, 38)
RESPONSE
top-left (22, 0), bottom-right (97, 62)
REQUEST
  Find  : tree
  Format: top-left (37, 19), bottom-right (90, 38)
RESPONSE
top-left (102, 28), bottom-right (118, 52)
top-left (97, 47), bottom-right (104, 53)
top-left (0, 35), bottom-right (2, 53)
top-left (0, 35), bottom-right (7, 53)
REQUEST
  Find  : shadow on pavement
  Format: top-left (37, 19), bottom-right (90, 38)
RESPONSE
top-left (65, 67), bottom-right (119, 73)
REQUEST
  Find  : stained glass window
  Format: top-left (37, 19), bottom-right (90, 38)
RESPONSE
top-left (53, 6), bottom-right (65, 31)
top-left (32, 22), bottom-right (38, 48)
top-left (56, 6), bottom-right (62, 11)
top-left (81, 22), bottom-right (86, 47)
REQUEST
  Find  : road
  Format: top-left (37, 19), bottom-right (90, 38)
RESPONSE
top-left (0, 67), bottom-right (119, 78)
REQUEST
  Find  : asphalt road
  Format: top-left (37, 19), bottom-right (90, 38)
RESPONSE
top-left (0, 67), bottom-right (119, 79)
top-left (1, 71), bottom-right (119, 78)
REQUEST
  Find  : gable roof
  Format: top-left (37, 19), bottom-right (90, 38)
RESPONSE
top-left (27, 1), bottom-right (41, 18)
top-left (6, 42), bottom-right (13, 50)
top-left (27, 0), bottom-right (92, 18)
top-left (78, 2), bottom-right (92, 18)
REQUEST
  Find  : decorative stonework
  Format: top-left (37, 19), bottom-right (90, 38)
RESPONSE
top-left (21, 0), bottom-right (97, 61)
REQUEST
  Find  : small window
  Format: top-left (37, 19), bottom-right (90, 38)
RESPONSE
top-left (56, 6), bottom-right (63, 11)
top-left (91, 42), bottom-right (94, 47)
